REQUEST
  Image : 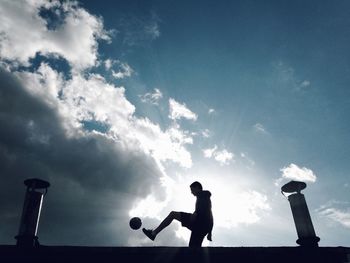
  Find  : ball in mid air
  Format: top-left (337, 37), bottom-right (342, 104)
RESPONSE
top-left (129, 217), bottom-right (142, 230)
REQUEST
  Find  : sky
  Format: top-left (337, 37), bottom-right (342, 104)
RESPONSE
top-left (0, 0), bottom-right (349, 247)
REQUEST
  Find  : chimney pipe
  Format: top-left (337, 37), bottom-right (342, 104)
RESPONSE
top-left (15, 178), bottom-right (50, 248)
top-left (281, 180), bottom-right (320, 247)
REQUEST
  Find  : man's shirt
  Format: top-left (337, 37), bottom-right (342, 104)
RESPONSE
top-left (194, 190), bottom-right (213, 231)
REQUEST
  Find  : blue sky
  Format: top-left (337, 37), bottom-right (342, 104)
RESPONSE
top-left (0, 0), bottom-right (349, 247)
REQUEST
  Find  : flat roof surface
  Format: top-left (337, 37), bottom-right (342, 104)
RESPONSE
top-left (1, 245), bottom-right (349, 263)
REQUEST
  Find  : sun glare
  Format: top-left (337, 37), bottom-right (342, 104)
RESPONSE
top-left (167, 172), bottom-right (271, 229)
top-left (129, 169), bottom-right (271, 244)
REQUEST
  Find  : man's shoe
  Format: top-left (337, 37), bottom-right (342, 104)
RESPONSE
top-left (142, 228), bottom-right (155, 241)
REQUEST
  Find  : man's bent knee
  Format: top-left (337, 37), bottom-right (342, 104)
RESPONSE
top-left (169, 211), bottom-right (181, 220)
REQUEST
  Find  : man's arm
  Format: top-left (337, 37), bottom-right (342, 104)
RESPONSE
top-left (207, 232), bottom-right (212, 241)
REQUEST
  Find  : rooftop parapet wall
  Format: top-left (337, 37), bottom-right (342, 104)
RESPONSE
top-left (0, 246), bottom-right (349, 263)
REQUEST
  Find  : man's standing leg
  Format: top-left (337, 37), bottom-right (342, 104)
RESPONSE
top-left (188, 230), bottom-right (207, 247)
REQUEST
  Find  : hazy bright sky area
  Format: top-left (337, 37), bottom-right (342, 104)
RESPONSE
top-left (0, 0), bottom-right (349, 247)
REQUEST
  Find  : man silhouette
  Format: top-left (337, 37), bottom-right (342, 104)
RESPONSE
top-left (142, 181), bottom-right (213, 247)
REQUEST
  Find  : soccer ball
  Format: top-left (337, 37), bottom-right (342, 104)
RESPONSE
top-left (129, 217), bottom-right (142, 230)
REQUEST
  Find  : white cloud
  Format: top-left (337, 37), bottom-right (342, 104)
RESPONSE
top-left (214, 150), bottom-right (234, 166)
top-left (129, 120), bottom-right (193, 168)
top-left (208, 108), bottom-right (215, 114)
top-left (168, 98), bottom-right (197, 121)
top-left (0, 0), bottom-right (111, 71)
top-left (14, 61), bottom-right (194, 171)
top-left (201, 129), bottom-right (211, 138)
top-left (103, 59), bottom-right (134, 79)
top-left (64, 74), bottom-right (135, 123)
top-left (317, 202), bottom-right (350, 229)
top-left (214, 190), bottom-right (271, 227)
top-left (139, 88), bottom-right (163, 105)
top-left (254, 123), bottom-right (267, 134)
top-left (15, 65), bottom-right (132, 133)
top-left (319, 208), bottom-right (350, 228)
top-left (129, 195), bottom-right (167, 220)
top-left (203, 145), bottom-right (234, 166)
top-left (112, 62), bottom-right (133, 79)
top-left (203, 145), bottom-right (218, 158)
top-left (104, 59), bottom-right (114, 70)
top-left (279, 163), bottom-right (317, 183)
top-left (167, 124), bottom-right (193, 145)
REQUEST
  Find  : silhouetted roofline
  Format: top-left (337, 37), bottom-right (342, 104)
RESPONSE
top-left (1, 245), bottom-right (349, 263)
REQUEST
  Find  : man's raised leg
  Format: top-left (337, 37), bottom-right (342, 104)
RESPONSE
top-left (154, 211), bottom-right (181, 235)
top-left (142, 211), bottom-right (181, 241)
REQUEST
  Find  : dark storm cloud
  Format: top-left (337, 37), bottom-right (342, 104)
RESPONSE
top-left (0, 68), bottom-right (165, 245)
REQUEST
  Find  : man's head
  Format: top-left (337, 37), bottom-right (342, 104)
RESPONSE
top-left (190, 181), bottom-right (202, 196)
